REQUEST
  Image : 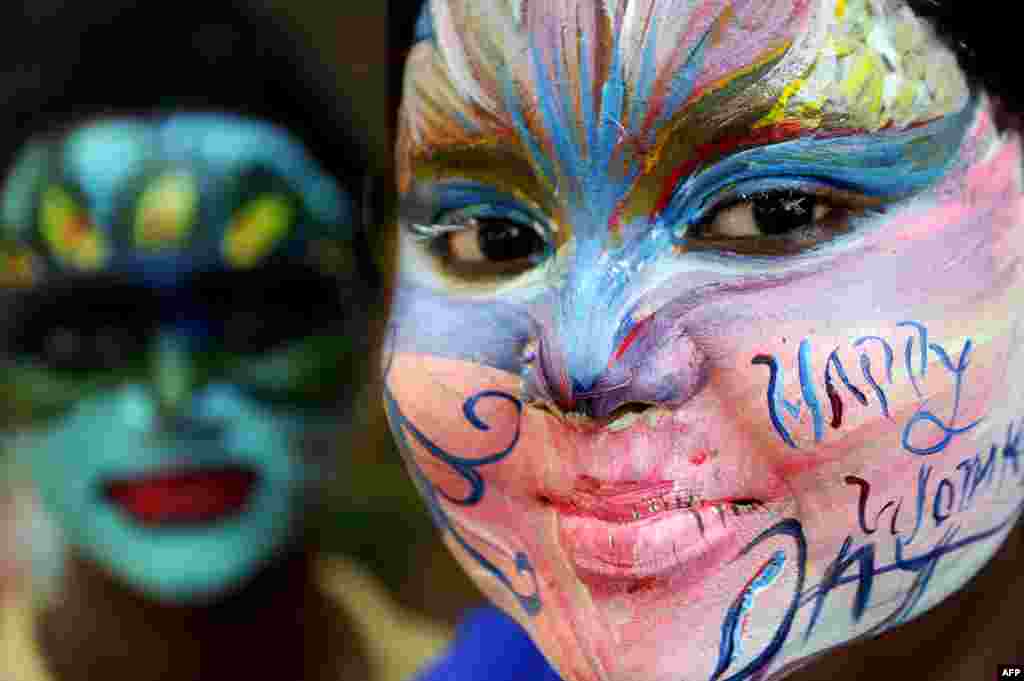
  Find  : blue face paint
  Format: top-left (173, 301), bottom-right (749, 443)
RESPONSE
top-left (2, 113), bottom-right (353, 284)
top-left (414, 0), bottom-right (436, 44)
top-left (21, 376), bottom-right (312, 601)
top-left (1, 113), bottom-right (363, 602)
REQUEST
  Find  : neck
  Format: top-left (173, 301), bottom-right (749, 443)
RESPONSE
top-left (36, 543), bottom-right (369, 681)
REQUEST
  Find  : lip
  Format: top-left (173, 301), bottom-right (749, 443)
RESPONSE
top-left (553, 490), bottom-right (785, 598)
top-left (529, 406), bottom-right (790, 598)
top-left (102, 464), bottom-right (261, 528)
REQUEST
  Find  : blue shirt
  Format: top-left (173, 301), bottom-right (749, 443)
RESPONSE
top-left (415, 606), bottom-right (563, 681)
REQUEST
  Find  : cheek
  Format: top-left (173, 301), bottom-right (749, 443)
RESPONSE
top-left (682, 196), bottom-right (1024, 653)
top-left (384, 352), bottom-right (531, 502)
top-left (384, 352), bottom-right (554, 612)
top-left (25, 412), bottom-right (112, 491)
top-left (694, 172), bottom-right (1024, 469)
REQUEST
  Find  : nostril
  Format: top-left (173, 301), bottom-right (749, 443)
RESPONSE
top-left (526, 397), bottom-right (656, 428)
top-left (159, 412), bottom-right (224, 440)
top-left (604, 402), bottom-right (655, 428)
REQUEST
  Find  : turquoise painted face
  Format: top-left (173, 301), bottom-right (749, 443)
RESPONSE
top-left (0, 114), bottom-right (366, 602)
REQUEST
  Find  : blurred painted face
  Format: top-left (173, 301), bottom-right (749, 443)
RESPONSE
top-left (0, 114), bottom-right (368, 603)
top-left (386, 1), bottom-right (1024, 680)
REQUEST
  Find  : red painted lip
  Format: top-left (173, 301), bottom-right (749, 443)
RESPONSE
top-left (103, 465), bottom-right (260, 527)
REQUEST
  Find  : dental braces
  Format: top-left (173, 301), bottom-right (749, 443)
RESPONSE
top-left (630, 494), bottom-right (766, 525)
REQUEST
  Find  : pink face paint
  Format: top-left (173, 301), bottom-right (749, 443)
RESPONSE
top-left (389, 1), bottom-right (1024, 679)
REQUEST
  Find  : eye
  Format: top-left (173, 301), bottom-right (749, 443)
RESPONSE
top-left (690, 188), bottom-right (876, 256)
top-left (193, 264), bottom-right (345, 355)
top-left (8, 281), bottom-right (156, 372)
top-left (39, 326), bottom-right (135, 371)
top-left (451, 217), bottom-right (545, 262)
top-left (422, 208), bottom-right (550, 281)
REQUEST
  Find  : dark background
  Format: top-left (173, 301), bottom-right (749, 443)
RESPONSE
top-left (259, 0), bottom-right (487, 625)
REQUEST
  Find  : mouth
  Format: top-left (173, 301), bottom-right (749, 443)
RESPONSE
top-left (102, 464), bottom-right (261, 528)
top-left (546, 477), bottom-right (783, 598)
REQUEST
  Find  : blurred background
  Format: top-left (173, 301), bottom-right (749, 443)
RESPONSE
top-left (269, 0), bottom-right (487, 626)
top-left (0, 0), bottom-right (485, 632)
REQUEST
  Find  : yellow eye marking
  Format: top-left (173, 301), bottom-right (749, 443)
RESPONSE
top-left (0, 244), bottom-right (38, 288)
top-left (223, 194), bottom-right (295, 268)
top-left (135, 172), bottom-right (198, 250)
top-left (40, 185), bottom-right (108, 270)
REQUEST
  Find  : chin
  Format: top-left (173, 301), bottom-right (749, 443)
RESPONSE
top-left (78, 491), bottom-right (302, 605)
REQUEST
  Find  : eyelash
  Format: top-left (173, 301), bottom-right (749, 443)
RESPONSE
top-left (409, 180), bottom-right (881, 274)
top-left (408, 221), bottom-right (470, 241)
top-left (691, 181), bottom-right (872, 223)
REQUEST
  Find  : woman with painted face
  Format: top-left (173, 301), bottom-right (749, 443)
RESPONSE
top-left (387, 1), bottom-right (1024, 680)
top-left (0, 2), bottom-right (449, 680)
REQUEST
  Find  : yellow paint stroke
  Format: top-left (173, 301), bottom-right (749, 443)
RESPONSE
top-left (830, 35), bottom-right (859, 59)
top-left (40, 185), bottom-right (108, 271)
top-left (223, 195), bottom-right (295, 268)
top-left (0, 247), bottom-right (37, 288)
top-left (135, 172), bottom-right (198, 251)
top-left (841, 50), bottom-right (885, 119)
top-left (792, 97), bottom-right (826, 126)
top-left (891, 78), bottom-right (919, 120)
top-left (754, 78), bottom-right (806, 129)
top-left (644, 42), bottom-right (791, 174)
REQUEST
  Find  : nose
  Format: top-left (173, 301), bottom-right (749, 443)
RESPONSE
top-left (149, 332), bottom-right (223, 440)
top-left (522, 307), bottom-right (708, 422)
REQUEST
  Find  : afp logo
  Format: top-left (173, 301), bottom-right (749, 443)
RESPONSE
top-left (1000, 666), bottom-right (1023, 677)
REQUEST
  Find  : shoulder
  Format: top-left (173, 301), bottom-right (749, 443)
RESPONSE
top-left (316, 556), bottom-right (452, 681)
top-left (414, 605), bottom-right (563, 681)
top-left (1, 585), bottom-right (53, 681)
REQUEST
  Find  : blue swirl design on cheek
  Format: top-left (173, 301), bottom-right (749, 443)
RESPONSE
top-left (382, 358), bottom-right (541, 615)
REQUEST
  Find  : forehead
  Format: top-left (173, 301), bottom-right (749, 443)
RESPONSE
top-left (59, 114), bottom-right (345, 211)
top-left (0, 113), bottom-right (354, 287)
top-left (399, 0), bottom-right (968, 202)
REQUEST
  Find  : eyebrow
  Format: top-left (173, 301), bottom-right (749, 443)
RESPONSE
top-left (411, 145), bottom-right (554, 211)
top-left (405, 3), bottom-right (973, 233)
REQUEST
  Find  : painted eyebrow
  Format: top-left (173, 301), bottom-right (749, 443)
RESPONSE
top-left (410, 146), bottom-right (552, 207)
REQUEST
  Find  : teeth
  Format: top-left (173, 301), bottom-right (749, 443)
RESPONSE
top-left (628, 495), bottom-right (766, 521)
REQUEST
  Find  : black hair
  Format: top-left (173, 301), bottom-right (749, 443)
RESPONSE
top-left (0, 0), bottom-right (369, 201)
top-left (907, 0), bottom-right (1023, 123)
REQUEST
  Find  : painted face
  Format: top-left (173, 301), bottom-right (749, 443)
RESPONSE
top-left (387, 2), bottom-right (1024, 680)
top-left (0, 114), bottom-right (369, 602)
